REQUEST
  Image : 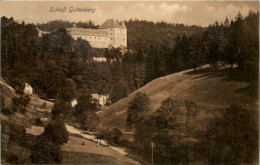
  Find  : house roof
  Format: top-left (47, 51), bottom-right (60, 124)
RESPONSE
top-left (99, 19), bottom-right (121, 29)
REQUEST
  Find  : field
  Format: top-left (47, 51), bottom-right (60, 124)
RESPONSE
top-left (100, 65), bottom-right (258, 131)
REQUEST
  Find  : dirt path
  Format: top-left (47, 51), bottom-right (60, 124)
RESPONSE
top-left (62, 124), bottom-right (140, 165)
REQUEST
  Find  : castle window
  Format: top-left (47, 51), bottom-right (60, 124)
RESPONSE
top-left (111, 38), bottom-right (112, 40)
top-left (111, 33), bottom-right (112, 35)
top-left (111, 29), bottom-right (112, 31)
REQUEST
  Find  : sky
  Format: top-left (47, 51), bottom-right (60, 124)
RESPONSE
top-left (1, 1), bottom-right (259, 27)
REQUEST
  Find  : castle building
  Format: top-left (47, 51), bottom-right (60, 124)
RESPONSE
top-left (66, 19), bottom-right (127, 48)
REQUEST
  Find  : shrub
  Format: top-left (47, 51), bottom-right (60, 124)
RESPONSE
top-left (30, 135), bottom-right (62, 164)
top-left (8, 122), bottom-right (30, 149)
top-left (11, 96), bottom-right (30, 114)
top-left (35, 118), bottom-right (44, 126)
top-left (74, 94), bottom-right (98, 117)
top-left (111, 128), bottom-right (123, 144)
top-left (30, 119), bottom-right (68, 164)
top-left (127, 92), bottom-right (150, 125)
top-left (79, 111), bottom-right (100, 131)
top-left (42, 119), bottom-right (69, 145)
top-left (97, 128), bottom-right (123, 145)
top-left (51, 100), bottom-right (72, 120)
top-left (10, 80), bottom-right (24, 95)
top-left (219, 104), bottom-right (258, 164)
top-left (1, 107), bottom-right (12, 115)
top-left (110, 80), bottom-right (129, 103)
top-left (41, 102), bottom-right (47, 108)
top-left (6, 153), bottom-right (25, 164)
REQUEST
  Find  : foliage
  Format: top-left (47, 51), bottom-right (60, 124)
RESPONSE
top-left (216, 104), bottom-right (258, 164)
top-left (37, 20), bottom-right (72, 32)
top-left (30, 135), bottom-right (62, 164)
top-left (51, 99), bottom-right (72, 120)
top-left (97, 128), bottom-right (123, 145)
top-left (11, 96), bottom-right (30, 114)
top-left (1, 12), bottom-right (258, 108)
top-left (143, 11), bottom-right (259, 82)
top-left (3, 121), bottom-right (31, 149)
top-left (110, 80), bottom-right (129, 103)
top-left (30, 114), bottom-right (68, 164)
top-left (1, 107), bottom-right (12, 116)
top-left (42, 119), bottom-right (69, 146)
top-left (35, 118), bottom-right (44, 126)
top-left (79, 111), bottom-right (100, 131)
top-left (127, 92), bottom-right (151, 125)
top-left (202, 11), bottom-right (259, 81)
top-left (74, 94), bottom-right (98, 116)
top-left (128, 96), bottom-right (258, 164)
top-left (1, 11), bottom-right (259, 164)
top-left (10, 80), bottom-right (24, 95)
top-left (110, 128), bottom-right (123, 144)
top-left (6, 153), bottom-right (25, 164)
top-left (1, 95), bottom-right (12, 115)
top-left (36, 19), bottom-right (97, 32)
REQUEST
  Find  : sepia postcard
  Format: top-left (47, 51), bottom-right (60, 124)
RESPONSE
top-left (0, 1), bottom-right (259, 164)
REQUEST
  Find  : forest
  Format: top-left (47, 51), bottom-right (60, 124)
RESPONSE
top-left (2, 11), bottom-right (258, 102)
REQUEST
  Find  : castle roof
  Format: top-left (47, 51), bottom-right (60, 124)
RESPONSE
top-left (120, 21), bottom-right (126, 28)
top-left (99, 19), bottom-right (121, 29)
top-left (66, 27), bottom-right (109, 37)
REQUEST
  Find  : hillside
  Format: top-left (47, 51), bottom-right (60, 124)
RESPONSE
top-left (1, 78), bottom-right (53, 126)
top-left (1, 78), bottom-right (142, 164)
top-left (100, 65), bottom-right (258, 131)
top-left (1, 78), bottom-right (54, 164)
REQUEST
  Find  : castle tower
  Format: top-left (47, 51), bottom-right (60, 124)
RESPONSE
top-left (120, 21), bottom-right (127, 47)
top-left (99, 19), bottom-right (127, 48)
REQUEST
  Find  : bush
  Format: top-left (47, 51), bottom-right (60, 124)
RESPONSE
top-left (30, 119), bottom-right (68, 164)
top-left (30, 135), bottom-right (62, 164)
top-left (51, 100), bottom-right (72, 120)
top-left (1, 95), bottom-right (12, 115)
top-left (1, 107), bottom-right (12, 115)
top-left (219, 104), bottom-right (258, 164)
top-left (127, 92), bottom-right (150, 125)
top-left (74, 94), bottom-right (98, 117)
top-left (111, 128), bottom-right (123, 144)
top-left (10, 80), bottom-right (24, 95)
top-left (41, 102), bottom-right (47, 108)
top-left (42, 119), bottom-right (69, 145)
top-left (97, 128), bottom-right (123, 145)
top-left (110, 80), bottom-right (129, 103)
top-left (11, 96), bottom-right (30, 114)
top-left (6, 153), bottom-right (25, 164)
top-left (35, 118), bottom-right (44, 126)
top-left (7, 122), bottom-right (30, 149)
top-left (79, 111), bottom-right (100, 131)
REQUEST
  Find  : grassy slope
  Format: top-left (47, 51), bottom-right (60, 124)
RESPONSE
top-left (1, 78), bottom-right (53, 126)
top-left (100, 65), bottom-right (258, 131)
top-left (62, 135), bottom-right (139, 165)
top-left (1, 78), bottom-right (53, 163)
